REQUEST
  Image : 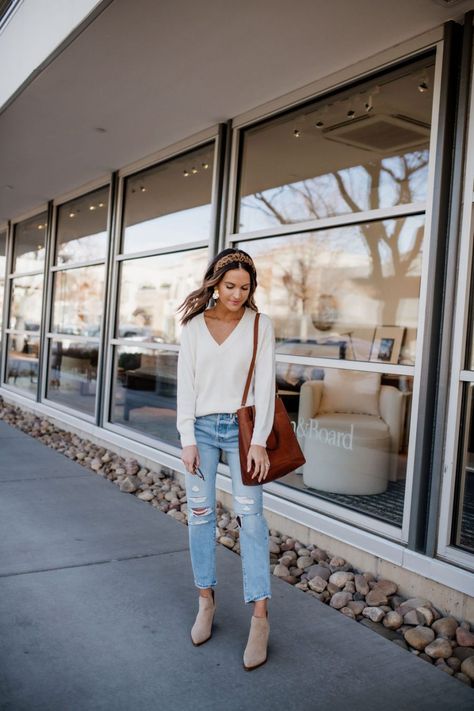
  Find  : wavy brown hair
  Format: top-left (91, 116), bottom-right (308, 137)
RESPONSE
top-left (176, 248), bottom-right (258, 326)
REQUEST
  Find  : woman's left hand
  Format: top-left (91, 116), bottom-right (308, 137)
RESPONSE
top-left (247, 444), bottom-right (271, 483)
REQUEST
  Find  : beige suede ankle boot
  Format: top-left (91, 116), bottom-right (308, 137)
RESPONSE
top-left (190, 589), bottom-right (216, 646)
top-left (243, 610), bottom-right (269, 670)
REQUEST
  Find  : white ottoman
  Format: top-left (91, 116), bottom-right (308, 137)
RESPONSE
top-left (302, 412), bottom-right (392, 495)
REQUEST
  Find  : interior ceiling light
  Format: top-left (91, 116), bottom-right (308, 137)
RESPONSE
top-left (191, 167), bottom-right (198, 174)
top-left (89, 205), bottom-right (96, 211)
top-left (202, 162), bottom-right (209, 169)
top-left (140, 186), bottom-right (147, 192)
top-left (293, 129), bottom-right (301, 138)
top-left (183, 170), bottom-right (190, 177)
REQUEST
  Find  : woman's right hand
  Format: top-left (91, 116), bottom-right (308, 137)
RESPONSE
top-left (181, 444), bottom-right (200, 475)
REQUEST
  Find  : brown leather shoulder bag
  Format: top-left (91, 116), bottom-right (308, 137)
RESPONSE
top-left (237, 312), bottom-right (306, 485)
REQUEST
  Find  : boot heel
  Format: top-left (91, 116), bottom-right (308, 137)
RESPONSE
top-left (191, 589), bottom-right (216, 646)
top-left (243, 610), bottom-right (269, 670)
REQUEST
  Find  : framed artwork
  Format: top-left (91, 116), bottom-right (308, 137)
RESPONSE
top-left (369, 326), bottom-right (405, 364)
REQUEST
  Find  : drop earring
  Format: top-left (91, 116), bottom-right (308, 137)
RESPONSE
top-left (213, 289), bottom-right (219, 300)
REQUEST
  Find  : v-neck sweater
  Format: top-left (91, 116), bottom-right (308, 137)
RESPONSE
top-left (176, 307), bottom-right (276, 448)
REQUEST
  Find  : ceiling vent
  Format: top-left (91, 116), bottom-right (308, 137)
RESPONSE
top-left (322, 113), bottom-right (431, 153)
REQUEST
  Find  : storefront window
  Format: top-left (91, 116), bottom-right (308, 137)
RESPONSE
top-left (4, 212), bottom-right (47, 396)
top-left (109, 140), bottom-right (217, 442)
top-left (121, 143), bottom-right (215, 253)
top-left (12, 213), bottom-right (47, 273)
top-left (48, 340), bottom-right (99, 415)
top-left (55, 186), bottom-right (108, 264)
top-left (239, 214), bottom-right (424, 367)
top-left (46, 186), bottom-right (109, 416)
top-left (270, 366), bottom-right (413, 527)
top-left (52, 265), bottom-right (104, 337)
top-left (117, 250), bottom-right (209, 344)
top-left (5, 335), bottom-right (40, 396)
top-left (237, 57), bottom-right (434, 233)
top-left (453, 382), bottom-right (474, 553)
top-left (110, 346), bottom-right (179, 444)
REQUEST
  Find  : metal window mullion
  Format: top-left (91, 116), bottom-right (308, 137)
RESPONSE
top-left (110, 338), bottom-right (179, 352)
top-left (95, 173), bottom-right (118, 427)
top-left (102, 173), bottom-right (125, 428)
top-left (115, 240), bottom-right (209, 263)
top-left (46, 333), bottom-right (101, 343)
top-left (39, 201), bottom-right (55, 402)
top-left (51, 258), bottom-right (106, 272)
top-left (0, 220), bottom-right (13, 385)
top-left (8, 268), bottom-right (45, 279)
top-left (229, 203), bottom-right (427, 243)
top-left (408, 21), bottom-right (464, 554)
top-left (6, 329), bottom-right (42, 337)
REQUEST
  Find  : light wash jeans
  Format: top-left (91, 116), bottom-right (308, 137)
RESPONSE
top-left (184, 412), bottom-right (272, 604)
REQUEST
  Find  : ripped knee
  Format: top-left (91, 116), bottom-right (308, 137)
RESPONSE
top-left (189, 504), bottom-right (213, 525)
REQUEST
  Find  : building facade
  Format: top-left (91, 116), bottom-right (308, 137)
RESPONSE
top-left (1, 0), bottom-right (473, 616)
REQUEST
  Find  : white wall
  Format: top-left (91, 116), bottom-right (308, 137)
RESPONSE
top-left (0, 0), bottom-right (104, 110)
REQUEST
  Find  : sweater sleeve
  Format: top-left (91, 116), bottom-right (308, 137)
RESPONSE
top-left (250, 314), bottom-right (276, 447)
top-left (176, 322), bottom-right (197, 447)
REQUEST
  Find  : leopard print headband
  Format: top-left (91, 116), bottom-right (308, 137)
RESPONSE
top-left (213, 252), bottom-right (256, 275)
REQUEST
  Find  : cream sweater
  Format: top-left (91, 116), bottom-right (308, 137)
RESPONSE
top-left (176, 307), bottom-right (276, 448)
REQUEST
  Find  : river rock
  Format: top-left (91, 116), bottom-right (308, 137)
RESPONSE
top-left (307, 564), bottom-right (331, 581)
top-left (308, 576), bottom-right (328, 593)
top-left (456, 627), bottom-right (474, 647)
top-left (403, 609), bottom-right (426, 626)
top-left (119, 476), bottom-right (140, 493)
top-left (362, 606), bottom-right (385, 623)
top-left (424, 638), bottom-right (453, 659)
top-left (273, 564), bottom-right (290, 578)
top-left (404, 626), bottom-right (435, 650)
top-left (432, 617), bottom-right (459, 639)
top-left (330, 592), bottom-right (353, 609)
top-left (329, 571), bottom-right (354, 588)
top-left (354, 574), bottom-right (370, 595)
top-left (347, 600), bottom-right (366, 615)
top-left (383, 611), bottom-right (403, 630)
top-left (461, 656), bottom-right (474, 681)
top-left (372, 579), bottom-right (397, 596)
top-left (366, 589), bottom-right (389, 606)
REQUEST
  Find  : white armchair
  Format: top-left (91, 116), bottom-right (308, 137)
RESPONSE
top-left (297, 372), bottom-right (405, 495)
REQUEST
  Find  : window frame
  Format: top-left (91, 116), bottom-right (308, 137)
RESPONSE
top-left (223, 42), bottom-right (446, 543)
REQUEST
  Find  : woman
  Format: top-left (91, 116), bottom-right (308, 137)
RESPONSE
top-left (176, 247), bottom-right (276, 671)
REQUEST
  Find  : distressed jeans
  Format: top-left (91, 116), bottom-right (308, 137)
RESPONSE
top-left (184, 412), bottom-right (272, 604)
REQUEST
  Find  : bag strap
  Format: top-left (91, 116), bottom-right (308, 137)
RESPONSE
top-left (241, 312), bottom-right (260, 406)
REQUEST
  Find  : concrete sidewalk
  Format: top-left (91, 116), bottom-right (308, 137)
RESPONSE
top-left (0, 419), bottom-right (472, 711)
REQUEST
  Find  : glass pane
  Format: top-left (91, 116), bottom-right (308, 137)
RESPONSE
top-left (47, 339), bottom-right (99, 416)
top-left (276, 367), bottom-right (413, 528)
top-left (121, 143), bottom-right (215, 253)
top-left (56, 186), bottom-right (109, 265)
top-left (12, 212), bottom-right (48, 273)
top-left (117, 248), bottom-right (208, 343)
top-left (239, 214), bottom-right (424, 366)
top-left (452, 382), bottom-right (474, 553)
top-left (110, 346), bottom-right (179, 445)
top-left (9, 274), bottom-right (43, 331)
top-left (5, 334), bottom-right (40, 395)
top-left (237, 58), bottom-right (434, 232)
top-left (52, 265), bottom-right (105, 337)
